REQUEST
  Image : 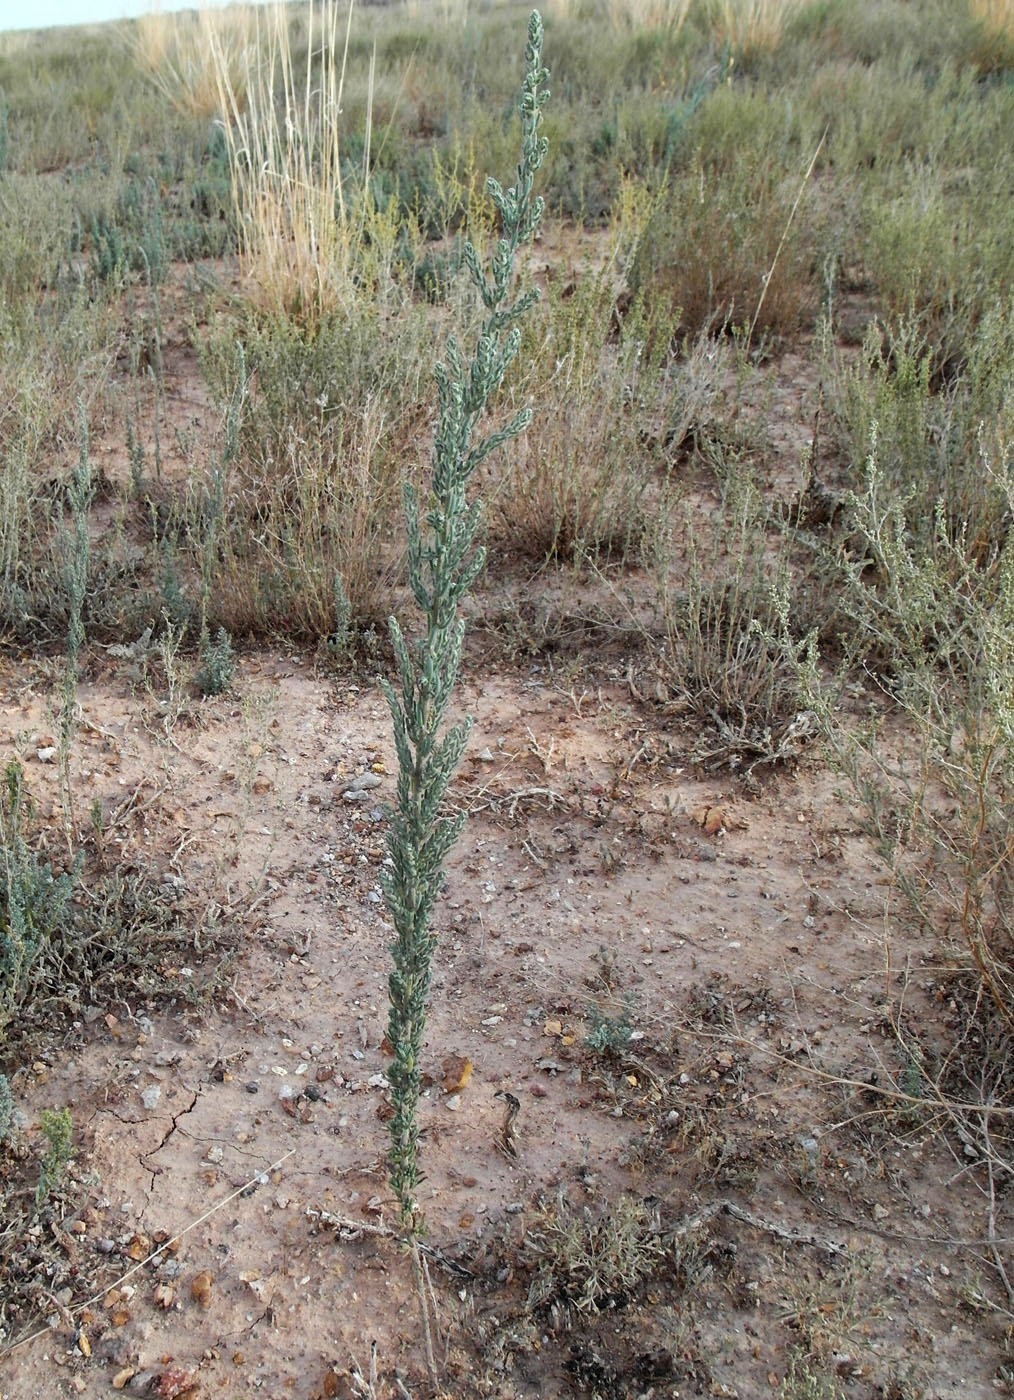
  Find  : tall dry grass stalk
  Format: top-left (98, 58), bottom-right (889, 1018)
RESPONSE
top-left (711, 0), bottom-right (807, 59)
top-left (211, 0), bottom-right (390, 323)
top-left (405, 0), bottom-right (471, 24)
top-left (544, 0), bottom-right (691, 27)
top-left (970, 0), bottom-right (1014, 39)
top-left (605, 0), bottom-right (693, 31)
top-left (128, 4), bottom-right (257, 120)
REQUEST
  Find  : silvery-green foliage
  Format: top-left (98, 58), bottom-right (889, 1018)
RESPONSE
top-left (195, 626), bottom-right (235, 696)
top-left (1, 758), bottom-right (75, 1015)
top-left (382, 11), bottom-right (549, 1230)
top-left (0, 1073), bottom-right (12, 1143)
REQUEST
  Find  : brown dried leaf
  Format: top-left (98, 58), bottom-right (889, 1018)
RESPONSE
top-left (690, 803), bottom-right (746, 836)
top-left (189, 1270), bottom-right (213, 1309)
top-left (440, 1054), bottom-right (473, 1094)
top-left (126, 1232), bottom-right (151, 1261)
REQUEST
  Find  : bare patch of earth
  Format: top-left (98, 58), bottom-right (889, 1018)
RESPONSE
top-left (0, 651), bottom-right (1007, 1400)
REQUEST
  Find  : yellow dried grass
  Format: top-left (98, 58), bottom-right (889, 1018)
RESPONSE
top-left (711, 0), bottom-right (808, 60)
top-left (127, 4), bottom-right (256, 120)
top-left (970, 0), bottom-right (1014, 40)
top-left (210, 0), bottom-right (398, 323)
top-left (606, 0), bottom-right (693, 30)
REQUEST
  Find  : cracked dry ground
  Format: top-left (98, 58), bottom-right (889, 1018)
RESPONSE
top-left (0, 651), bottom-right (1007, 1399)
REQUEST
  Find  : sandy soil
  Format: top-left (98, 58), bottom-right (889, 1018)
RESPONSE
top-left (0, 642), bottom-right (1008, 1400)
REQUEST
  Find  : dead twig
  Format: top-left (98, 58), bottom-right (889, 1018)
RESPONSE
top-left (305, 1207), bottom-right (475, 1279)
top-left (670, 1199), bottom-right (845, 1258)
top-left (507, 786), bottom-right (564, 821)
top-left (494, 1090), bottom-right (521, 1160)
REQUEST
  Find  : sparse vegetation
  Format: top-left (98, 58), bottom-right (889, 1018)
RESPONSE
top-left (0, 0), bottom-right (1012, 1390)
top-left (33, 1105), bottom-right (73, 1211)
top-left (583, 1000), bottom-right (634, 1054)
top-left (195, 625), bottom-right (236, 696)
top-left (0, 758), bottom-right (77, 1041)
top-left (523, 1191), bottom-right (673, 1314)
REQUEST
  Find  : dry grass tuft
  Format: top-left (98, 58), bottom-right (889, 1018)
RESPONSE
top-left (967, 0), bottom-right (1014, 68)
top-left (970, 0), bottom-right (1014, 39)
top-left (544, 0), bottom-right (692, 27)
top-left (126, 4), bottom-right (256, 120)
top-left (405, 0), bottom-right (471, 25)
top-left (710, 0), bottom-right (808, 60)
top-left (212, 390), bottom-right (409, 641)
top-left (210, 0), bottom-right (402, 324)
top-left (606, 0), bottom-right (693, 31)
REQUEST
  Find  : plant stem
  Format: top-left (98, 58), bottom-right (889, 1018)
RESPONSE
top-left (58, 404), bottom-right (93, 857)
top-left (381, 10), bottom-right (550, 1235)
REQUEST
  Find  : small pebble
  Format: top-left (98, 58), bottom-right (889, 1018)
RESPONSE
top-left (343, 773), bottom-right (382, 796)
top-left (245, 1082), bottom-right (260, 1094)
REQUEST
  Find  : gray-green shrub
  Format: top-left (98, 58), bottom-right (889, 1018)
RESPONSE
top-left (382, 9), bottom-right (550, 1235)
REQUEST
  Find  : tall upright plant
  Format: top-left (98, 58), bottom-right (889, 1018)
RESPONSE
top-left (381, 11), bottom-right (549, 1239)
top-left (209, 0), bottom-right (395, 324)
top-left (58, 407), bottom-right (92, 854)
